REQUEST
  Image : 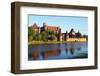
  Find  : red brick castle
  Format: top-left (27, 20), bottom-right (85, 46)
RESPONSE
top-left (32, 22), bottom-right (87, 42)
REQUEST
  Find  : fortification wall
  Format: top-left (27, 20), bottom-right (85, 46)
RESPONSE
top-left (67, 38), bottom-right (87, 42)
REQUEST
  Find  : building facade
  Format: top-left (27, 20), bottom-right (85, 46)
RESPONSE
top-left (32, 23), bottom-right (87, 42)
top-left (32, 23), bottom-right (40, 33)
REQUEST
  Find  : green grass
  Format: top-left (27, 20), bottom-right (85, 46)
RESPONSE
top-left (28, 40), bottom-right (87, 45)
top-left (29, 41), bottom-right (65, 45)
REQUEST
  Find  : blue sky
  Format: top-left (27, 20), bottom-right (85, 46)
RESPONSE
top-left (28, 15), bottom-right (88, 35)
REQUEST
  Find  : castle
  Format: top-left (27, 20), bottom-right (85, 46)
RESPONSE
top-left (32, 23), bottom-right (88, 42)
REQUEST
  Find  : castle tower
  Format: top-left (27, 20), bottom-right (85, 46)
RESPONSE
top-left (32, 23), bottom-right (40, 33)
top-left (57, 28), bottom-right (62, 41)
top-left (43, 22), bottom-right (47, 31)
top-left (69, 28), bottom-right (76, 38)
top-left (64, 31), bottom-right (69, 41)
top-left (76, 30), bottom-right (82, 38)
top-left (66, 31), bottom-right (69, 38)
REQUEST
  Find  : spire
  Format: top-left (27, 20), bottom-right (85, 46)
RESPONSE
top-left (77, 30), bottom-right (80, 33)
top-left (43, 22), bottom-right (48, 26)
top-left (76, 30), bottom-right (82, 38)
top-left (70, 28), bottom-right (75, 33)
top-left (66, 31), bottom-right (68, 34)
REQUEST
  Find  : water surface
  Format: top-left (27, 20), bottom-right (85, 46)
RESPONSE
top-left (28, 42), bottom-right (88, 60)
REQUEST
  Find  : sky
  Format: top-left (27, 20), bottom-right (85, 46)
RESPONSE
top-left (28, 15), bottom-right (88, 35)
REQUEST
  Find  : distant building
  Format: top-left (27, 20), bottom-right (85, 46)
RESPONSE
top-left (42, 22), bottom-right (60, 34)
top-left (32, 23), bottom-right (87, 42)
top-left (69, 28), bottom-right (76, 38)
top-left (32, 23), bottom-right (40, 33)
top-left (75, 31), bottom-right (82, 38)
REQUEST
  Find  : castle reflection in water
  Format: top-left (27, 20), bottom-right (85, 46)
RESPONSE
top-left (28, 42), bottom-right (88, 60)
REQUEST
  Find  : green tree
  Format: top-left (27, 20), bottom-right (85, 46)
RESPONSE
top-left (46, 30), bottom-right (56, 41)
top-left (41, 31), bottom-right (48, 41)
top-left (51, 35), bottom-right (56, 40)
top-left (46, 30), bottom-right (55, 35)
top-left (28, 26), bottom-right (35, 41)
top-left (35, 33), bottom-right (42, 41)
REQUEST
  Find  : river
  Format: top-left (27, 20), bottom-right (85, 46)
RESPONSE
top-left (28, 42), bottom-right (88, 60)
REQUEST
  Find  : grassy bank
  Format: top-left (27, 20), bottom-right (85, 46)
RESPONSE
top-left (28, 40), bottom-right (87, 45)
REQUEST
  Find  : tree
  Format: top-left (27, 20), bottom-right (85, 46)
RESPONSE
top-left (46, 30), bottom-right (56, 41)
top-left (46, 30), bottom-right (55, 35)
top-left (35, 33), bottom-right (42, 41)
top-left (41, 31), bottom-right (48, 41)
top-left (51, 35), bottom-right (56, 40)
top-left (28, 26), bottom-right (35, 41)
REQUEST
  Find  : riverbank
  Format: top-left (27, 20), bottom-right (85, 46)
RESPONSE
top-left (28, 40), bottom-right (87, 45)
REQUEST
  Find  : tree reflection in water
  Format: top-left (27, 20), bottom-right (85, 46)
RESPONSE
top-left (77, 47), bottom-right (81, 51)
top-left (31, 49), bottom-right (61, 60)
top-left (31, 46), bottom-right (82, 60)
top-left (65, 43), bottom-right (82, 55)
top-left (65, 48), bottom-right (68, 54)
top-left (41, 49), bottom-right (61, 59)
top-left (31, 51), bottom-right (40, 60)
top-left (28, 42), bottom-right (85, 60)
top-left (69, 47), bottom-right (75, 55)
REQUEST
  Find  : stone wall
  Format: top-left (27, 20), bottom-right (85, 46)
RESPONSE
top-left (67, 38), bottom-right (87, 42)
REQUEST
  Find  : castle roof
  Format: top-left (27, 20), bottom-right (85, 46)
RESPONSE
top-left (32, 23), bottom-right (40, 29)
top-left (69, 28), bottom-right (75, 33)
top-left (46, 25), bottom-right (59, 30)
top-left (76, 31), bottom-right (81, 35)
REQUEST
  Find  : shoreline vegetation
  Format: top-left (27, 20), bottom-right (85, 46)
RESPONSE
top-left (28, 40), bottom-right (87, 45)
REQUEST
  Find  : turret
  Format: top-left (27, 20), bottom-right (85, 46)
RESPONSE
top-left (57, 28), bottom-right (62, 41)
top-left (76, 30), bottom-right (82, 38)
top-left (69, 28), bottom-right (76, 38)
top-left (43, 22), bottom-right (47, 30)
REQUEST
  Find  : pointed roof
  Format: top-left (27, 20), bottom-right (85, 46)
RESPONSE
top-left (32, 23), bottom-right (39, 29)
top-left (76, 30), bottom-right (81, 34)
top-left (69, 28), bottom-right (75, 33)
